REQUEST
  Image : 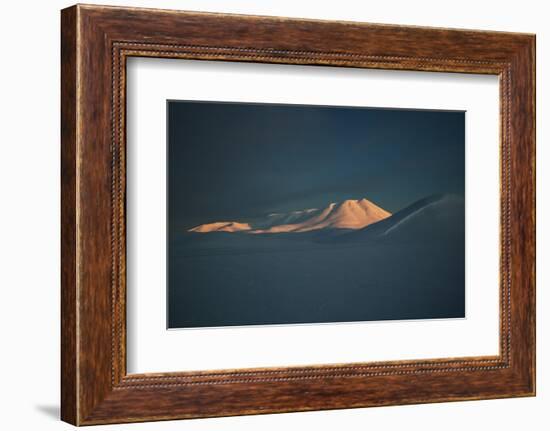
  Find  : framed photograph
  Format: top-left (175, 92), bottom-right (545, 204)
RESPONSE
top-left (165, 101), bottom-right (466, 330)
top-left (61, 4), bottom-right (535, 425)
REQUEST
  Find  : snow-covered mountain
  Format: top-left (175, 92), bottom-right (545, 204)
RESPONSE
top-left (172, 194), bottom-right (465, 328)
top-left (188, 198), bottom-right (391, 234)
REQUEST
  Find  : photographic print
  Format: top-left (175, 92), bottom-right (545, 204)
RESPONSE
top-left (168, 101), bottom-right (465, 329)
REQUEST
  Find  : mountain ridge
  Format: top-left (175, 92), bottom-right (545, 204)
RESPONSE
top-left (188, 198), bottom-right (391, 234)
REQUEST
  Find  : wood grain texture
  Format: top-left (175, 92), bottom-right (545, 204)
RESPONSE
top-left (60, 5), bottom-right (78, 425)
top-left (60, 4), bottom-right (536, 425)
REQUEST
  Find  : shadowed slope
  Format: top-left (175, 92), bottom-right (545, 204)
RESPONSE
top-left (330, 194), bottom-right (465, 243)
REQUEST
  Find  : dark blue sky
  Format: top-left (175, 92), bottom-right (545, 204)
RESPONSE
top-left (168, 101), bottom-right (464, 231)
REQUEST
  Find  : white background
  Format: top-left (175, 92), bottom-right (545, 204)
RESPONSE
top-left (0, 0), bottom-right (547, 430)
top-left (127, 59), bottom-right (500, 373)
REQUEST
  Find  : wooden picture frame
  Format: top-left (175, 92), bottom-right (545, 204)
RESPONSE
top-left (61, 4), bottom-right (535, 425)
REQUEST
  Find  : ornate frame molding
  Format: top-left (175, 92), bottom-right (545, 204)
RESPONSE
top-left (61, 5), bottom-right (535, 425)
